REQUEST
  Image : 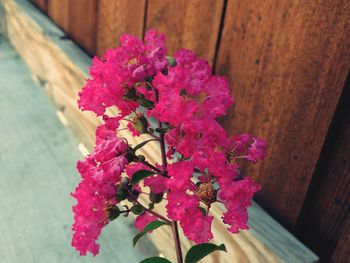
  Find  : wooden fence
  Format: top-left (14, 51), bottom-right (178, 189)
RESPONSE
top-left (30, 0), bottom-right (350, 262)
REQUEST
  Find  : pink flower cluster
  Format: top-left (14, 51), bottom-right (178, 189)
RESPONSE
top-left (71, 117), bottom-right (128, 255)
top-left (72, 29), bottom-right (267, 256)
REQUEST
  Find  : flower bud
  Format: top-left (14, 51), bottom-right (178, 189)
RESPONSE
top-left (149, 192), bottom-right (164, 203)
top-left (116, 185), bottom-right (127, 201)
top-left (197, 182), bottom-right (217, 203)
top-left (126, 189), bottom-right (140, 202)
top-left (107, 206), bottom-right (121, 221)
top-left (166, 56), bottom-right (177, 67)
top-left (130, 204), bottom-right (144, 215)
top-left (138, 155), bottom-right (146, 162)
top-left (133, 114), bottom-right (148, 134)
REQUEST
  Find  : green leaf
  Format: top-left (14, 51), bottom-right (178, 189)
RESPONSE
top-left (138, 97), bottom-right (155, 109)
top-left (131, 170), bottom-right (156, 185)
top-left (133, 221), bottom-right (168, 247)
top-left (134, 139), bottom-right (158, 152)
top-left (198, 207), bottom-right (207, 216)
top-left (185, 243), bottom-right (227, 263)
top-left (140, 257), bottom-right (172, 263)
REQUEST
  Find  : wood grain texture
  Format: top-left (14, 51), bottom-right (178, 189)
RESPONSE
top-left (96, 0), bottom-right (145, 56)
top-left (331, 215), bottom-right (350, 263)
top-left (1, 0), bottom-right (318, 262)
top-left (30, 0), bottom-right (46, 12)
top-left (217, 0), bottom-right (350, 228)
top-left (67, 0), bottom-right (98, 55)
top-left (296, 75), bottom-right (350, 262)
top-left (47, 0), bottom-right (69, 33)
top-left (146, 0), bottom-right (224, 64)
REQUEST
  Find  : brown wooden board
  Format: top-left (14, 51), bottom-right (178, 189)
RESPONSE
top-left (331, 215), bottom-right (350, 263)
top-left (30, 0), bottom-right (47, 12)
top-left (47, 0), bottom-right (69, 33)
top-left (296, 75), bottom-right (350, 262)
top-left (146, 0), bottom-right (224, 64)
top-left (1, 0), bottom-right (319, 262)
top-left (96, 0), bottom-right (146, 56)
top-left (216, 0), bottom-right (350, 228)
top-left (67, 0), bottom-right (98, 55)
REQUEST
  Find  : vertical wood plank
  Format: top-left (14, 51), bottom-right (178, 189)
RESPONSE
top-left (296, 76), bottom-right (350, 262)
top-left (47, 0), bottom-right (69, 33)
top-left (96, 0), bottom-right (146, 56)
top-left (67, 0), bottom-right (98, 55)
top-left (216, 1), bottom-right (350, 227)
top-left (331, 216), bottom-right (350, 263)
top-left (146, 0), bottom-right (224, 64)
top-left (30, 0), bottom-right (47, 12)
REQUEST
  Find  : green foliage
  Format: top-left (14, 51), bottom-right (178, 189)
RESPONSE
top-left (131, 170), bottom-right (156, 185)
top-left (134, 139), bottom-right (159, 152)
top-left (140, 257), bottom-right (172, 263)
top-left (133, 221), bottom-right (168, 247)
top-left (185, 243), bottom-right (227, 263)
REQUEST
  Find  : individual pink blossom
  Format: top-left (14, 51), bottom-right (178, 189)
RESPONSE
top-left (231, 133), bottom-right (251, 153)
top-left (180, 209), bottom-right (214, 244)
top-left (247, 137), bottom-right (267, 163)
top-left (143, 175), bottom-right (168, 194)
top-left (167, 161), bottom-right (195, 192)
top-left (94, 136), bottom-right (128, 163)
top-left (166, 191), bottom-right (199, 221)
top-left (134, 213), bottom-right (158, 231)
top-left (219, 177), bottom-right (261, 233)
top-left (95, 116), bottom-right (122, 143)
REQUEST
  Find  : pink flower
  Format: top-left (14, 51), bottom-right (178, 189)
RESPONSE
top-left (231, 133), bottom-right (251, 153)
top-left (219, 177), bottom-right (260, 233)
top-left (144, 175), bottom-right (168, 194)
top-left (73, 28), bottom-right (267, 253)
top-left (180, 210), bottom-right (214, 243)
top-left (72, 118), bottom-right (129, 256)
top-left (167, 161), bottom-right (195, 191)
top-left (166, 191), bottom-right (199, 221)
top-left (94, 136), bottom-right (128, 163)
top-left (72, 155), bottom-right (127, 256)
top-left (134, 213), bottom-right (158, 231)
top-left (247, 137), bottom-right (267, 163)
top-left (78, 29), bottom-right (167, 117)
top-left (125, 162), bottom-right (150, 178)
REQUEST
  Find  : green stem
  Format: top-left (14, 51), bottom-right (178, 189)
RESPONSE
top-left (159, 122), bottom-right (183, 263)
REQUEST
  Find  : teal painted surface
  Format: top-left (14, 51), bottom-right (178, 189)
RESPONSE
top-left (0, 35), bottom-right (157, 263)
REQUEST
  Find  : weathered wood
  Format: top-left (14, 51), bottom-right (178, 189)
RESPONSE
top-left (1, 0), bottom-right (318, 262)
top-left (296, 76), bottom-right (350, 262)
top-left (96, 0), bottom-right (145, 56)
top-left (216, 0), bottom-right (350, 228)
top-left (47, 0), bottom-right (69, 33)
top-left (146, 0), bottom-right (224, 64)
top-left (67, 0), bottom-right (98, 55)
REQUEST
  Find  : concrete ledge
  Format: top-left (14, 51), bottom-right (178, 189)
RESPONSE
top-left (0, 0), bottom-right (319, 262)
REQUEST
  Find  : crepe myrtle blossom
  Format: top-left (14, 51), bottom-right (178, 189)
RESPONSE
top-left (71, 29), bottom-right (267, 261)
